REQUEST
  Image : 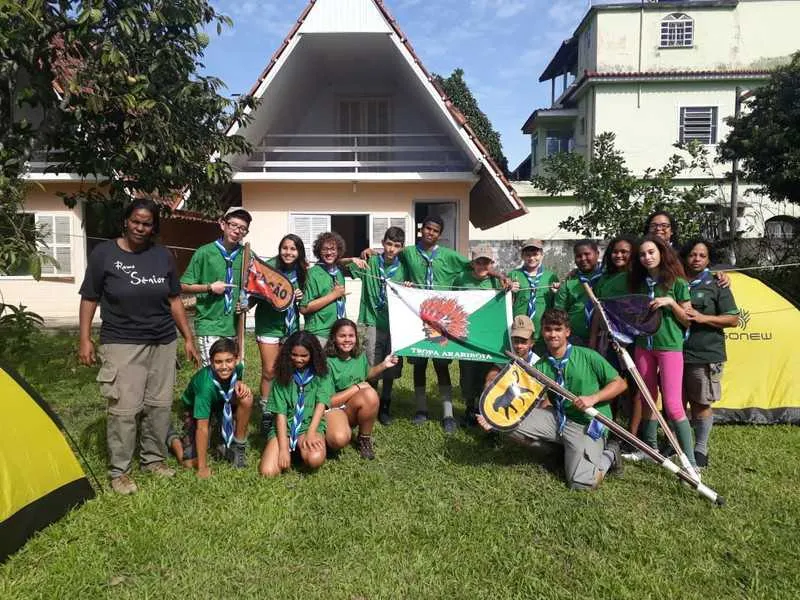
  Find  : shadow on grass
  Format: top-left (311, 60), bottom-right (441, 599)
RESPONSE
top-left (444, 433), bottom-right (564, 478)
top-left (80, 415), bottom-right (107, 458)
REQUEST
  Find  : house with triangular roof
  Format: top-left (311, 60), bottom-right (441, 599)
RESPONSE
top-left (224, 0), bottom-right (525, 263)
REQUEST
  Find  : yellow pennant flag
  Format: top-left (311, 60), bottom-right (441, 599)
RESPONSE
top-left (479, 362), bottom-right (549, 430)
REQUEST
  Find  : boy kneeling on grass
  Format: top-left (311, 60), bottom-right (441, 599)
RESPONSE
top-left (477, 308), bottom-right (626, 490)
top-left (171, 338), bottom-right (253, 479)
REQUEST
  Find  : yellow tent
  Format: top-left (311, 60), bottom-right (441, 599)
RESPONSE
top-left (0, 362), bottom-right (95, 563)
top-left (716, 273), bottom-right (800, 424)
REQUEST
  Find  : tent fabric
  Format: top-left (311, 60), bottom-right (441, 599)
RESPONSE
top-left (0, 362), bottom-right (94, 563)
top-left (715, 273), bottom-right (800, 424)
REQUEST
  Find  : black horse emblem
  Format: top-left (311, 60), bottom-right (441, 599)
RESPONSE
top-left (492, 369), bottom-right (534, 420)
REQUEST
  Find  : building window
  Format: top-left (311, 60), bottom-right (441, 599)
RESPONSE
top-left (289, 214), bottom-right (332, 256)
top-left (369, 215), bottom-right (408, 248)
top-left (289, 213), bottom-right (404, 256)
top-left (765, 216), bottom-right (798, 240)
top-left (0, 213), bottom-right (72, 277)
top-left (661, 13), bottom-right (693, 48)
top-left (545, 130), bottom-right (573, 156)
top-left (679, 107), bottom-right (718, 144)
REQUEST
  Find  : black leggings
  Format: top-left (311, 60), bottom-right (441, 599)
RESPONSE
top-left (412, 358), bottom-right (452, 388)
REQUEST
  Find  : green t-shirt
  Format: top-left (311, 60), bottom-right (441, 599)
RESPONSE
top-left (594, 271), bottom-right (629, 299)
top-left (401, 244), bottom-right (470, 288)
top-left (181, 363), bottom-right (244, 420)
top-left (300, 264), bottom-right (347, 337)
top-left (509, 267), bottom-right (559, 341)
top-left (535, 345), bottom-right (619, 426)
top-left (554, 274), bottom-right (599, 343)
top-left (180, 242), bottom-right (243, 337)
top-left (634, 278), bottom-right (691, 351)
top-left (684, 278), bottom-right (738, 364)
top-left (266, 371), bottom-right (333, 439)
top-left (254, 257), bottom-right (298, 338)
top-left (327, 354), bottom-right (370, 392)
top-left (453, 270), bottom-right (503, 290)
top-left (352, 255), bottom-right (407, 331)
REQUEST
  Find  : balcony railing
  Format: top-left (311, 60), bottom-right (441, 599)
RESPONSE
top-left (26, 149), bottom-right (66, 172)
top-left (243, 133), bottom-right (472, 173)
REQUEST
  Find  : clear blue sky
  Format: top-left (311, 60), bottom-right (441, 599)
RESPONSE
top-left (203, 0), bottom-right (593, 168)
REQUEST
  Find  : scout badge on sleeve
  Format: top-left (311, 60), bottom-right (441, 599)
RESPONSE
top-left (479, 362), bottom-right (548, 431)
top-left (244, 252), bottom-right (295, 312)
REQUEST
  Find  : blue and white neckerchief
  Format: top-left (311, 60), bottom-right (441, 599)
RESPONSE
top-left (323, 264), bottom-right (346, 318)
top-left (214, 239), bottom-right (241, 315)
top-left (519, 264), bottom-right (544, 320)
top-left (645, 276), bottom-right (658, 350)
top-left (577, 266), bottom-right (604, 330)
top-left (283, 268), bottom-right (298, 336)
top-left (416, 243), bottom-right (439, 290)
top-left (546, 344), bottom-right (572, 434)
top-left (212, 367), bottom-right (238, 449)
top-left (684, 268), bottom-right (713, 341)
top-left (376, 254), bottom-right (401, 310)
top-left (526, 350), bottom-right (537, 366)
top-left (290, 368), bottom-right (314, 451)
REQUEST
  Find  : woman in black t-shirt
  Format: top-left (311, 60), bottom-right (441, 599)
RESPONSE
top-left (78, 198), bottom-right (200, 495)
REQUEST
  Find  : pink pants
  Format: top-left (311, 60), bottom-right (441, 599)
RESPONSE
top-left (634, 347), bottom-right (687, 421)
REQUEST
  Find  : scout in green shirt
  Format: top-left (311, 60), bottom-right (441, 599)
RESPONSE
top-left (508, 238), bottom-right (559, 343)
top-left (300, 231), bottom-right (349, 342)
top-left (588, 235), bottom-right (635, 349)
top-left (349, 226), bottom-right (407, 425)
top-left (177, 338), bottom-right (253, 478)
top-left (324, 318), bottom-right (399, 459)
top-left (259, 332), bottom-right (331, 477)
top-left (554, 240), bottom-right (603, 345)
top-left (477, 308), bottom-right (626, 491)
top-left (180, 207), bottom-right (251, 365)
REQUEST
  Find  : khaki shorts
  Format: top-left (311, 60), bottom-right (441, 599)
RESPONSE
top-left (683, 362), bottom-right (723, 406)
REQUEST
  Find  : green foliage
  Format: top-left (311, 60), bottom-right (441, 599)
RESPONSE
top-left (532, 132), bottom-right (718, 240)
top-left (434, 68), bottom-right (509, 174)
top-left (718, 51), bottom-right (800, 204)
top-left (0, 303), bottom-right (44, 360)
top-left (0, 0), bottom-right (255, 216)
top-left (0, 175), bottom-right (54, 278)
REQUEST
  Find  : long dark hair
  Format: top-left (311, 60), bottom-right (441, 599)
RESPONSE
top-left (601, 235), bottom-right (636, 275)
top-left (643, 210), bottom-right (679, 247)
top-left (325, 318), bottom-right (362, 358)
top-left (277, 234), bottom-right (308, 291)
top-left (122, 198), bottom-right (160, 235)
top-left (274, 331), bottom-right (328, 386)
top-left (629, 235), bottom-right (686, 292)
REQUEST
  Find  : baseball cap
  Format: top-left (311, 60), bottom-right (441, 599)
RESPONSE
top-left (470, 244), bottom-right (496, 261)
top-left (510, 315), bottom-right (535, 339)
top-left (521, 238), bottom-right (544, 250)
top-left (223, 206), bottom-right (252, 224)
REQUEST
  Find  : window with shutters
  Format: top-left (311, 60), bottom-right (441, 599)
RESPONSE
top-left (369, 215), bottom-right (408, 248)
top-left (679, 107), bottom-right (718, 144)
top-left (660, 13), bottom-right (693, 48)
top-left (288, 214), bottom-right (331, 255)
top-left (0, 212), bottom-right (73, 278)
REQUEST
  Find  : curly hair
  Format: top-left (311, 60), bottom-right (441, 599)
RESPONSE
top-left (679, 238), bottom-right (714, 267)
top-left (325, 318), bottom-right (362, 358)
top-left (629, 235), bottom-right (686, 293)
top-left (277, 234), bottom-right (309, 291)
top-left (601, 235), bottom-right (636, 275)
top-left (644, 210), bottom-right (679, 247)
top-left (540, 308), bottom-right (570, 329)
top-left (274, 331), bottom-right (328, 386)
top-left (312, 231), bottom-right (346, 261)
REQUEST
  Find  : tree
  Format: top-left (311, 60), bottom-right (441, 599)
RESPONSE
top-left (531, 132), bottom-right (719, 241)
top-left (718, 51), bottom-right (800, 205)
top-left (0, 0), bottom-right (254, 275)
top-left (434, 68), bottom-right (509, 175)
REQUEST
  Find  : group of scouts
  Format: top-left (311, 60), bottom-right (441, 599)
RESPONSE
top-left (78, 199), bottom-right (737, 495)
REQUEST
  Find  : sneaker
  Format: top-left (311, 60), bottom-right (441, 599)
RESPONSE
top-left (357, 435), bottom-right (375, 460)
top-left (694, 451), bottom-right (708, 468)
top-left (605, 440), bottom-right (624, 477)
top-left (141, 462), bottom-right (176, 478)
top-left (378, 409), bottom-right (393, 426)
top-left (442, 416), bottom-right (458, 434)
top-left (619, 439), bottom-right (636, 454)
top-left (110, 474), bottom-right (138, 495)
top-left (622, 449), bottom-right (655, 464)
top-left (412, 411), bottom-right (429, 425)
top-left (227, 442), bottom-right (247, 469)
top-left (260, 411), bottom-right (273, 437)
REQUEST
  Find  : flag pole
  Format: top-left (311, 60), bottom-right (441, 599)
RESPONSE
top-left (505, 351), bottom-right (723, 505)
top-left (582, 283), bottom-right (701, 483)
top-left (237, 242), bottom-right (251, 364)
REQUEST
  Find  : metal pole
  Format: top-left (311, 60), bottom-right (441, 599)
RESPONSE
top-left (729, 86), bottom-right (742, 265)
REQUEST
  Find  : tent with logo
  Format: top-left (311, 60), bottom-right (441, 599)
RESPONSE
top-left (715, 273), bottom-right (800, 424)
top-left (0, 362), bottom-right (95, 563)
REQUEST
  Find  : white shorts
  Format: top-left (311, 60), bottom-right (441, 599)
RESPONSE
top-left (256, 336), bottom-right (281, 345)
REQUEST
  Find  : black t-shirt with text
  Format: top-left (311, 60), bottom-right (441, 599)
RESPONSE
top-left (79, 240), bottom-right (180, 344)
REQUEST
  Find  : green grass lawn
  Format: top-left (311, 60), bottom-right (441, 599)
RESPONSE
top-left (2, 332), bottom-right (800, 599)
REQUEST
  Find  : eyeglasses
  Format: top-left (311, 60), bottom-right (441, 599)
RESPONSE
top-left (225, 222), bottom-right (249, 233)
top-left (649, 222), bottom-right (671, 230)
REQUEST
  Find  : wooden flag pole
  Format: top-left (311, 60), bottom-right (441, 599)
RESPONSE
top-left (505, 352), bottom-right (724, 506)
top-left (237, 242), bottom-right (251, 364)
top-left (582, 283), bottom-right (701, 483)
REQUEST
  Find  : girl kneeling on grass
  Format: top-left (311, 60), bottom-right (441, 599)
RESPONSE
top-left (325, 318), bottom-right (399, 460)
top-left (259, 332), bottom-right (333, 477)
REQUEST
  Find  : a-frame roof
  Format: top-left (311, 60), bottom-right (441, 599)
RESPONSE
top-left (228, 0), bottom-right (526, 230)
